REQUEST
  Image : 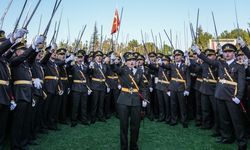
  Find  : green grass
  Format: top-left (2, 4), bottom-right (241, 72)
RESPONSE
top-left (28, 117), bottom-right (244, 150)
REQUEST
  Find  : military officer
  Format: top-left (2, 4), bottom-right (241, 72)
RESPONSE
top-left (192, 43), bottom-right (247, 150)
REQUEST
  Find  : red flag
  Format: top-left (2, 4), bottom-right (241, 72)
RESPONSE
top-left (111, 9), bottom-right (120, 34)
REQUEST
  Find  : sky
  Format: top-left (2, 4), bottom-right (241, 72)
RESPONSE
top-left (0, 0), bottom-right (250, 50)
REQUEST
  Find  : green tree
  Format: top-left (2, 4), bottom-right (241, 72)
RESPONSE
top-left (219, 29), bottom-right (250, 45)
top-left (197, 26), bottom-right (213, 49)
top-left (89, 22), bottom-right (100, 52)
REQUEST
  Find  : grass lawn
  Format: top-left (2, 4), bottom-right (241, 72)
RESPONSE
top-left (28, 117), bottom-right (244, 150)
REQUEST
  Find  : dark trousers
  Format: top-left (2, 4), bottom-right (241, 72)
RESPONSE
top-left (118, 104), bottom-right (141, 150)
top-left (105, 89), bottom-right (120, 118)
top-left (59, 92), bottom-right (68, 123)
top-left (188, 87), bottom-right (196, 120)
top-left (195, 90), bottom-right (202, 124)
top-left (151, 90), bottom-right (159, 119)
top-left (0, 104), bottom-right (9, 150)
top-left (170, 91), bottom-right (188, 125)
top-left (35, 95), bottom-right (45, 130)
top-left (145, 90), bottom-right (154, 120)
top-left (71, 91), bottom-right (88, 123)
top-left (201, 94), bottom-right (220, 133)
top-left (218, 99), bottom-right (247, 148)
top-left (45, 93), bottom-right (58, 129)
top-left (156, 90), bottom-right (170, 122)
top-left (11, 101), bottom-right (29, 150)
top-left (91, 90), bottom-right (105, 121)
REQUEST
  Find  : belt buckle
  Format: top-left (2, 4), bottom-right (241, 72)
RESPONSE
top-left (221, 79), bottom-right (225, 84)
top-left (129, 87), bottom-right (133, 94)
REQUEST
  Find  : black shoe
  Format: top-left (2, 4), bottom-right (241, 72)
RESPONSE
top-left (48, 126), bottom-right (57, 131)
top-left (81, 121), bottom-right (90, 126)
top-left (39, 129), bottom-right (48, 134)
top-left (90, 120), bottom-right (96, 124)
top-left (215, 137), bottom-right (233, 144)
top-left (169, 122), bottom-right (177, 126)
top-left (165, 121), bottom-right (170, 124)
top-left (99, 118), bottom-right (106, 122)
top-left (200, 126), bottom-right (212, 130)
top-left (238, 144), bottom-right (247, 150)
top-left (195, 122), bottom-right (202, 127)
top-left (211, 132), bottom-right (220, 137)
top-left (60, 121), bottom-right (69, 125)
top-left (183, 124), bottom-right (188, 128)
top-left (71, 122), bottom-right (77, 127)
top-left (157, 119), bottom-right (164, 122)
top-left (28, 140), bottom-right (39, 146)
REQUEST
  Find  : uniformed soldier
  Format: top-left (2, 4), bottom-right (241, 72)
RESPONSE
top-left (29, 46), bottom-right (46, 145)
top-left (191, 49), bottom-right (220, 136)
top-left (0, 31), bottom-right (17, 150)
top-left (147, 52), bottom-right (158, 120)
top-left (160, 50), bottom-right (191, 128)
top-left (192, 43), bottom-right (247, 150)
top-left (110, 51), bottom-right (147, 150)
top-left (189, 52), bottom-right (203, 126)
top-left (70, 50), bottom-right (91, 127)
top-left (137, 54), bottom-right (154, 121)
top-left (104, 52), bottom-right (121, 119)
top-left (10, 34), bottom-right (43, 149)
top-left (40, 43), bottom-right (62, 130)
top-left (89, 51), bottom-right (108, 123)
top-left (55, 48), bottom-right (70, 125)
top-left (148, 54), bottom-right (171, 123)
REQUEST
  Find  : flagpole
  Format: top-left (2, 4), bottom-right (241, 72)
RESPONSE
top-left (115, 7), bottom-right (124, 52)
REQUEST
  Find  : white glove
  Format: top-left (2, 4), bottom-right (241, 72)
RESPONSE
top-left (154, 77), bottom-right (159, 84)
top-left (58, 90), bottom-right (64, 96)
top-left (10, 100), bottom-right (17, 111)
top-left (51, 42), bottom-right (57, 52)
top-left (183, 90), bottom-right (189, 96)
top-left (89, 61), bottom-right (94, 69)
top-left (32, 99), bottom-right (36, 107)
top-left (191, 44), bottom-right (201, 55)
top-left (184, 51), bottom-right (189, 57)
top-left (157, 58), bottom-right (162, 65)
top-left (67, 88), bottom-right (71, 94)
top-left (87, 89), bottom-right (92, 95)
top-left (232, 97), bottom-right (240, 104)
top-left (217, 44), bottom-right (222, 51)
top-left (32, 35), bottom-right (45, 51)
top-left (111, 53), bottom-right (116, 60)
top-left (149, 87), bottom-right (153, 92)
top-left (145, 56), bottom-right (150, 64)
top-left (185, 57), bottom-right (191, 66)
top-left (167, 91), bottom-right (171, 97)
top-left (65, 54), bottom-right (75, 63)
top-left (13, 28), bottom-right (28, 39)
top-left (118, 85), bottom-right (122, 90)
top-left (142, 100), bottom-right (148, 108)
top-left (237, 37), bottom-right (246, 48)
top-left (107, 87), bottom-right (111, 93)
top-left (33, 78), bottom-right (42, 89)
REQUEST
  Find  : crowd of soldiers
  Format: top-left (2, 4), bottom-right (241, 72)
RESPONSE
top-left (0, 28), bottom-right (250, 150)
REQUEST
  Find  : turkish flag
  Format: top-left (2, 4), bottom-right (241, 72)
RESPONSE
top-left (111, 9), bottom-right (120, 34)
